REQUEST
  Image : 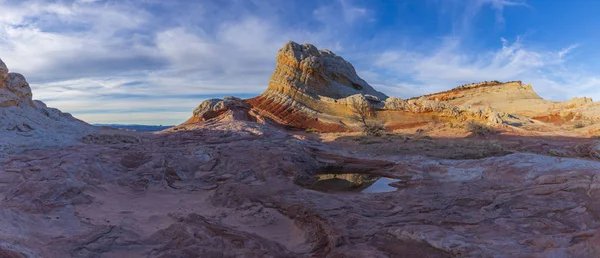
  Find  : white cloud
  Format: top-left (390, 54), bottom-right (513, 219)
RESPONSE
top-left (451, 0), bottom-right (528, 33)
top-left (340, 0), bottom-right (369, 23)
top-left (486, 0), bottom-right (529, 23)
top-left (314, 0), bottom-right (371, 25)
top-left (0, 0), bottom-right (157, 81)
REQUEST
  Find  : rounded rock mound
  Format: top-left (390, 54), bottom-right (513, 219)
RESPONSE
top-left (0, 57), bottom-right (96, 155)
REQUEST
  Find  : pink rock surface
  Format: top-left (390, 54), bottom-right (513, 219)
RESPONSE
top-left (2, 119), bottom-right (600, 257)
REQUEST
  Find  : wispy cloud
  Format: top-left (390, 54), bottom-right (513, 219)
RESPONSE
top-left (313, 0), bottom-right (372, 25)
top-left (448, 0), bottom-right (529, 33)
top-left (487, 0), bottom-right (529, 23)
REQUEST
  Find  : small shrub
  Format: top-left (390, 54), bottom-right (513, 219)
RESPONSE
top-left (362, 121), bottom-right (385, 137)
top-left (548, 149), bottom-right (566, 157)
top-left (574, 121), bottom-right (586, 129)
top-left (305, 128), bottom-right (319, 133)
top-left (466, 121), bottom-right (498, 136)
top-left (349, 97), bottom-right (385, 137)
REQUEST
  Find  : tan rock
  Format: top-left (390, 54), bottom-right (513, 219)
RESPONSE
top-left (0, 58), bottom-right (7, 76)
top-left (266, 41), bottom-right (387, 100)
top-left (6, 73), bottom-right (32, 101)
top-left (191, 96), bottom-right (248, 121)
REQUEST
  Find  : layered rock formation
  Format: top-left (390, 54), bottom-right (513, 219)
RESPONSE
top-left (184, 41), bottom-right (393, 131)
top-left (261, 41), bottom-right (386, 100)
top-left (246, 41), bottom-right (389, 130)
top-left (0, 58), bottom-right (95, 155)
top-left (184, 41), bottom-right (535, 132)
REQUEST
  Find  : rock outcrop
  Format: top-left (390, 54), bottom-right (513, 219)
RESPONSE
top-left (416, 80), bottom-right (600, 126)
top-left (0, 58), bottom-right (8, 82)
top-left (0, 57), bottom-right (95, 155)
top-left (183, 41), bottom-right (385, 131)
top-left (418, 81), bottom-right (545, 113)
top-left (264, 41), bottom-right (386, 100)
top-left (245, 41), bottom-right (390, 131)
top-left (187, 96), bottom-right (253, 123)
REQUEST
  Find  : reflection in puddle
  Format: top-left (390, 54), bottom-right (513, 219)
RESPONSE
top-left (311, 173), bottom-right (400, 193)
top-left (361, 177), bottom-right (401, 193)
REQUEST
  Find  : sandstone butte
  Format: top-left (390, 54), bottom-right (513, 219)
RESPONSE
top-left (3, 41), bottom-right (600, 257)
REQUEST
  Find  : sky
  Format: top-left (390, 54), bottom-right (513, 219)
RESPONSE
top-left (1, 0), bottom-right (599, 125)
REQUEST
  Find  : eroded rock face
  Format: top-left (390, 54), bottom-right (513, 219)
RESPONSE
top-left (0, 58), bottom-right (8, 82)
top-left (6, 73), bottom-right (32, 100)
top-left (266, 41), bottom-right (386, 100)
top-left (192, 96), bottom-right (248, 121)
top-left (237, 42), bottom-right (391, 131)
top-left (0, 58), bottom-right (32, 107)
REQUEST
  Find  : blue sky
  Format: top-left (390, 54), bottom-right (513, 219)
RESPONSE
top-left (1, 0), bottom-right (598, 125)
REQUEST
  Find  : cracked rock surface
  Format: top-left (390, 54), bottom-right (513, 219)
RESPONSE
top-left (3, 119), bottom-right (600, 257)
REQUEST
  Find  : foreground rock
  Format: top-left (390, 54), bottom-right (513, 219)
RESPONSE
top-left (3, 119), bottom-right (600, 257)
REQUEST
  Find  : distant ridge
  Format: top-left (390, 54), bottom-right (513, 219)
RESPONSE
top-left (95, 124), bottom-right (174, 132)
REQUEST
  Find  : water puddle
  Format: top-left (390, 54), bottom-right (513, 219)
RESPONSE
top-left (361, 177), bottom-right (401, 193)
top-left (311, 173), bottom-right (400, 193)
